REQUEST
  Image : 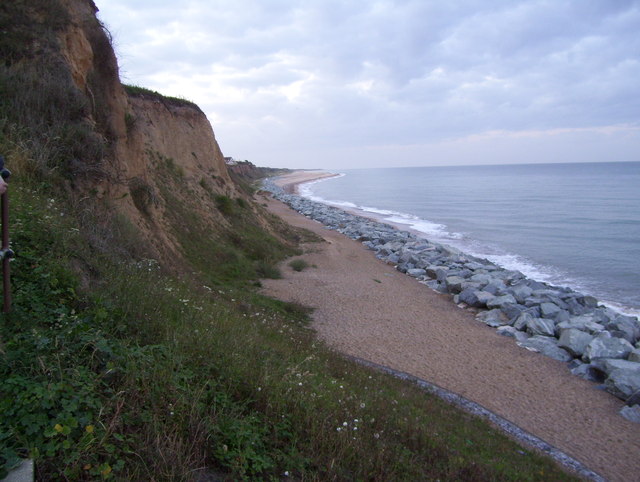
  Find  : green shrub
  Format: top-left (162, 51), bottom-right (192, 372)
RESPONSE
top-left (288, 259), bottom-right (309, 272)
top-left (255, 260), bottom-right (282, 279)
top-left (215, 195), bottom-right (234, 216)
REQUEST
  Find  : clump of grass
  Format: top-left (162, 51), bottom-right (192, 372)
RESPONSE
top-left (124, 84), bottom-right (201, 112)
top-left (255, 260), bottom-right (282, 279)
top-left (128, 177), bottom-right (156, 216)
top-left (288, 258), bottom-right (309, 272)
top-left (215, 194), bottom-right (234, 216)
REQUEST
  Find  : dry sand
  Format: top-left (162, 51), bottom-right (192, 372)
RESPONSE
top-left (260, 171), bottom-right (640, 481)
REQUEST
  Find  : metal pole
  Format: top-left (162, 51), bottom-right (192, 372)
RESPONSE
top-left (2, 190), bottom-right (10, 313)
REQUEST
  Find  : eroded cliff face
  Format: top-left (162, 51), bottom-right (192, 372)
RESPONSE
top-left (53, 0), bottom-right (246, 267)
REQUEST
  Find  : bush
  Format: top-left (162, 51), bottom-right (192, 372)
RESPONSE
top-left (255, 260), bottom-right (281, 279)
top-left (215, 195), bottom-right (234, 216)
top-left (288, 259), bottom-right (309, 272)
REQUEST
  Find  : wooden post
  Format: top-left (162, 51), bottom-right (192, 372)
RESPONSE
top-left (2, 189), bottom-right (10, 313)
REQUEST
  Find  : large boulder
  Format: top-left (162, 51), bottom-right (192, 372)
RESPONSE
top-left (526, 318), bottom-right (556, 337)
top-left (458, 289), bottom-right (495, 308)
top-left (583, 332), bottom-right (634, 362)
top-left (620, 405), bottom-right (640, 423)
top-left (605, 316), bottom-right (640, 344)
top-left (445, 276), bottom-right (466, 294)
top-left (469, 273), bottom-right (492, 286)
top-left (496, 325), bottom-right (530, 343)
top-left (592, 358), bottom-right (640, 376)
top-left (486, 294), bottom-right (517, 310)
top-left (629, 349), bottom-right (640, 363)
top-left (508, 283), bottom-right (533, 303)
top-left (499, 303), bottom-right (527, 322)
top-left (604, 362), bottom-right (640, 400)
top-left (539, 302), bottom-right (562, 318)
top-left (476, 309), bottom-right (510, 327)
top-left (513, 312), bottom-right (534, 331)
top-left (406, 268), bottom-right (427, 278)
top-left (557, 317), bottom-right (605, 336)
top-left (557, 328), bottom-right (594, 357)
top-left (518, 336), bottom-right (573, 362)
top-left (570, 361), bottom-right (606, 383)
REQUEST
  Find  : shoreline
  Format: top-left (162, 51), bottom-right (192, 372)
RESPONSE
top-left (261, 170), bottom-right (640, 481)
top-left (270, 170), bottom-right (339, 194)
top-left (279, 170), bottom-right (640, 318)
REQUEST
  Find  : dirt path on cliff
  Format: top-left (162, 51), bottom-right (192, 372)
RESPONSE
top-left (259, 180), bottom-right (640, 482)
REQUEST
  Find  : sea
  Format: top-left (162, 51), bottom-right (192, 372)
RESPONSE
top-left (299, 161), bottom-right (640, 317)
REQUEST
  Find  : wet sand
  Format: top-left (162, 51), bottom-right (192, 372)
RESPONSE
top-left (259, 171), bottom-right (640, 481)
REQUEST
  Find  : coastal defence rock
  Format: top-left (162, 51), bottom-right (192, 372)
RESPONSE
top-left (605, 364), bottom-right (640, 400)
top-left (583, 333), bottom-right (634, 362)
top-left (263, 180), bottom-right (640, 411)
top-left (620, 405), bottom-right (640, 423)
top-left (518, 336), bottom-right (573, 362)
top-left (558, 329), bottom-right (593, 357)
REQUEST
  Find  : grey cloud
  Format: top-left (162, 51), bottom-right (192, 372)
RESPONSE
top-left (96, 0), bottom-right (640, 168)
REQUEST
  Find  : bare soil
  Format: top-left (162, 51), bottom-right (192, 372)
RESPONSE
top-left (259, 171), bottom-right (640, 482)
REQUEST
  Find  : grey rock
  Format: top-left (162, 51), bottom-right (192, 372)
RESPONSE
top-left (406, 268), bottom-right (427, 278)
top-left (500, 303), bottom-right (527, 322)
top-left (469, 273), bottom-right (492, 286)
top-left (620, 405), bottom-right (640, 423)
top-left (465, 261), bottom-right (487, 271)
top-left (570, 362), bottom-right (606, 383)
top-left (476, 309), bottom-right (510, 327)
top-left (458, 289), bottom-right (495, 308)
top-left (581, 295), bottom-right (599, 308)
top-left (564, 297), bottom-right (592, 315)
top-left (486, 294), bottom-right (517, 310)
top-left (629, 349), bottom-right (640, 363)
top-left (626, 390), bottom-right (640, 407)
top-left (606, 317), bottom-right (640, 344)
top-left (425, 280), bottom-right (448, 294)
top-left (435, 267), bottom-right (450, 282)
top-left (583, 332), bottom-right (634, 362)
top-left (593, 358), bottom-right (640, 376)
top-left (513, 312), bottom-right (534, 331)
top-left (539, 302), bottom-right (562, 318)
top-left (526, 318), bottom-right (556, 337)
top-left (445, 276), bottom-right (466, 294)
top-left (508, 283), bottom-right (534, 303)
top-left (557, 317), bottom-right (605, 336)
top-left (558, 328), bottom-right (593, 357)
top-left (605, 364), bottom-right (640, 400)
top-left (496, 325), bottom-right (530, 343)
top-left (518, 336), bottom-right (573, 362)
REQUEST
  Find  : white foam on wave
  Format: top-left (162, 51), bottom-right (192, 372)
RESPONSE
top-left (298, 173), bottom-right (345, 201)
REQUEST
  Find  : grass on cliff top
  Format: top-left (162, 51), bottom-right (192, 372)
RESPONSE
top-left (0, 176), bottom-right (578, 480)
top-left (124, 84), bottom-right (202, 112)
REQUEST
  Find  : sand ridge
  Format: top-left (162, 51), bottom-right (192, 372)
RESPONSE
top-left (260, 171), bottom-right (640, 482)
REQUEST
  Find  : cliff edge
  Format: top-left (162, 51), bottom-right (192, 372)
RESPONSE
top-left (1, 0), bottom-right (275, 272)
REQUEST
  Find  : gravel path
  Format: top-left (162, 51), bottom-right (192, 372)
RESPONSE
top-left (259, 172), bottom-right (640, 481)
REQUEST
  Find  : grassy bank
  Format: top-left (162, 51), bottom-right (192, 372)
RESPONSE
top-left (0, 177), bottom-right (577, 480)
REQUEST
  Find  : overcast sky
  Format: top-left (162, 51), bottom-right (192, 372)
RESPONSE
top-left (95, 0), bottom-right (640, 169)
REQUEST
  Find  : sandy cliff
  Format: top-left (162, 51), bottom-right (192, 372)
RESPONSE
top-left (51, 0), bottom-right (247, 267)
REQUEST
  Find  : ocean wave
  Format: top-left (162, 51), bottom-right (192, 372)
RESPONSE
top-left (298, 175), bottom-right (640, 316)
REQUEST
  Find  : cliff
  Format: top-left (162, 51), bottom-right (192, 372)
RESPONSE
top-left (0, 0), bottom-right (276, 272)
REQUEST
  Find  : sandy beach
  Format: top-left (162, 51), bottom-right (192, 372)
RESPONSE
top-left (260, 170), bottom-right (640, 481)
